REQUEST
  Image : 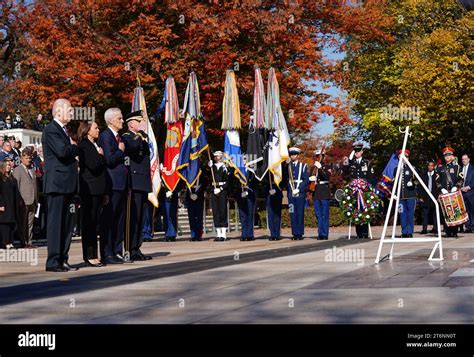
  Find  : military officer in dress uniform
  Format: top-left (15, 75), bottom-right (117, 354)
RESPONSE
top-left (436, 147), bottom-right (464, 238)
top-left (393, 149), bottom-right (417, 238)
top-left (122, 110), bottom-right (153, 261)
top-left (345, 142), bottom-right (374, 239)
top-left (236, 156), bottom-right (258, 241)
top-left (287, 147), bottom-right (309, 240)
top-left (185, 172), bottom-right (207, 241)
top-left (309, 149), bottom-right (331, 240)
top-left (209, 151), bottom-right (230, 241)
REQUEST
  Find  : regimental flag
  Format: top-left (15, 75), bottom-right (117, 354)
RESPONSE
top-left (177, 71), bottom-right (209, 188)
top-left (132, 77), bottom-right (161, 207)
top-left (376, 153), bottom-right (399, 198)
top-left (266, 67), bottom-right (289, 186)
top-left (161, 76), bottom-right (183, 192)
top-left (246, 65), bottom-right (269, 181)
top-left (222, 70), bottom-right (247, 186)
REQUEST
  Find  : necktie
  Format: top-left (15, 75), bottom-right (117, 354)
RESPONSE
top-left (63, 126), bottom-right (69, 137)
top-left (428, 172), bottom-right (432, 192)
top-left (463, 166), bottom-right (467, 180)
top-left (115, 134), bottom-right (120, 145)
top-left (25, 165), bottom-right (33, 180)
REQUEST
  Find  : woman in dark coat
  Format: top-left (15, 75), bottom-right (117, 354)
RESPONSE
top-left (0, 156), bottom-right (20, 249)
top-left (78, 121), bottom-right (106, 267)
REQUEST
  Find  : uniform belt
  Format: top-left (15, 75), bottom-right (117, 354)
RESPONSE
top-left (318, 181), bottom-right (329, 184)
top-left (218, 182), bottom-right (226, 186)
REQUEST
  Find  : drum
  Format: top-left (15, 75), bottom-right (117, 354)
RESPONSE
top-left (438, 190), bottom-right (469, 227)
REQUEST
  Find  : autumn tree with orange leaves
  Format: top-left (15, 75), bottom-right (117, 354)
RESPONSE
top-left (2, 0), bottom-right (392, 148)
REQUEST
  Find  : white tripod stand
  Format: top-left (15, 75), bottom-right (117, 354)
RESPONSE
top-left (375, 126), bottom-right (443, 263)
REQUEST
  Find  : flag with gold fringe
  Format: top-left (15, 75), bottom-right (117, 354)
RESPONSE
top-left (246, 65), bottom-right (268, 181)
top-left (177, 71), bottom-right (209, 188)
top-left (161, 76), bottom-right (183, 192)
top-left (222, 70), bottom-right (247, 186)
top-left (266, 67), bottom-right (289, 186)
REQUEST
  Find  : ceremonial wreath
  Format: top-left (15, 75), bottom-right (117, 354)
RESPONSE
top-left (340, 179), bottom-right (381, 225)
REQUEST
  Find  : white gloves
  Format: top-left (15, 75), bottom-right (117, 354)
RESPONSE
top-left (309, 176), bottom-right (316, 182)
top-left (166, 191), bottom-right (173, 198)
top-left (213, 188), bottom-right (221, 195)
top-left (208, 161), bottom-right (213, 167)
top-left (441, 188), bottom-right (448, 194)
top-left (451, 187), bottom-right (457, 193)
top-left (407, 181), bottom-right (413, 187)
top-left (190, 194), bottom-right (198, 201)
top-left (314, 161), bottom-right (322, 169)
top-left (241, 191), bottom-right (248, 198)
top-left (349, 150), bottom-right (355, 160)
top-left (160, 163), bottom-right (163, 170)
top-left (293, 188), bottom-right (300, 196)
top-left (269, 189), bottom-right (276, 195)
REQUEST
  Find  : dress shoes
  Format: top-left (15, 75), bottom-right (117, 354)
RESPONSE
top-left (420, 230), bottom-right (428, 234)
top-left (165, 236), bottom-right (176, 242)
top-left (63, 262), bottom-right (79, 271)
top-left (46, 266), bottom-right (68, 272)
top-left (104, 256), bottom-right (124, 264)
top-left (131, 253), bottom-right (153, 261)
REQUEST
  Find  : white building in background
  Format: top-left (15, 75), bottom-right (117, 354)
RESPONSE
top-left (1, 129), bottom-right (42, 146)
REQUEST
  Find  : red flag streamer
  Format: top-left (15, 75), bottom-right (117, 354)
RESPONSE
top-left (162, 76), bottom-right (183, 192)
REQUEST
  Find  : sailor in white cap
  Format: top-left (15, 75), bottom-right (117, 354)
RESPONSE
top-left (208, 150), bottom-right (230, 241)
top-left (287, 146), bottom-right (309, 240)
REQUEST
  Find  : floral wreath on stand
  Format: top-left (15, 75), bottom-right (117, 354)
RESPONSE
top-left (340, 178), bottom-right (381, 225)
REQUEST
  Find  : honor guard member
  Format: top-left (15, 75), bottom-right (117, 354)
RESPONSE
top-left (266, 170), bottom-right (286, 241)
top-left (436, 147), bottom-right (464, 238)
top-left (161, 179), bottom-right (181, 242)
top-left (309, 149), bottom-right (331, 240)
top-left (346, 142), bottom-right (374, 238)
top-left (122, 110), bottom-right (153, 261)
top-left (186, 173), bottom-right (207, 241)
top-left (393, 150), bottom-right (417, 238)
top-left (236, 155), bottom-right (257, 241)
top-left (287, 147), bottom-right (309, 240)
top-left (208, 151), bottom-right (230, 241)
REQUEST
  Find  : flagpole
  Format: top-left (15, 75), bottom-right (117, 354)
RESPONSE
top-left (207, 147), bottom-right (217, 187)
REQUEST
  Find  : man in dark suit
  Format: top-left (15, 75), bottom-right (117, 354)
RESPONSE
top-left (461, 154), bottom-right (474, 233)
top-left (98, 108), bottom-right (127, 264)
top-left (122, 110), bottom-right (153, 261)
top-left (418, 160), bottom-right (440, 234)
top-left (42, 98), bottom-right (79, 272)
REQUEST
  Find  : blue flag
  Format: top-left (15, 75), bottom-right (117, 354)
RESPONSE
top-left (177, 72), bottom-right (208, 188)
top-left (376, 153), bottom-right (399, 198)
top-left (224, 129), bottom-right (247, 185)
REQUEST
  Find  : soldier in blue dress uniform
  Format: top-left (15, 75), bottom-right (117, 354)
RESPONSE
top-left (287, 147), bottom-right (309, 240)
top-left (162, 180), bottom-right (182, 242)
top-left (309, 149), bottom-right (331, 240)
top-left (393, 149), bottom-right (417, 238)
top-left (236, 156), bottom-right (258, 241)
top-left (185, 172), bottom-right (207, 241)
